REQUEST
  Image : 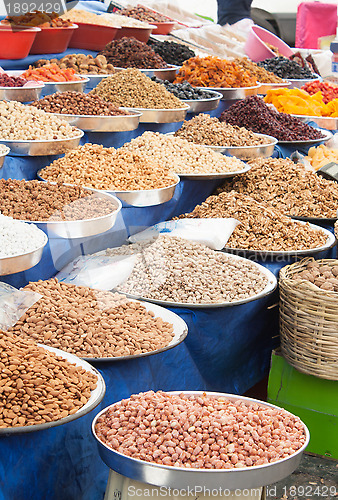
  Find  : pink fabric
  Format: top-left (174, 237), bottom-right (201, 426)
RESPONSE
top-left (296, 2), bottom-right (337, 48)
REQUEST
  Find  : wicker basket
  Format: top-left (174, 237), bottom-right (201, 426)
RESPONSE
top-left (279, 257), bottom-right (338, 381)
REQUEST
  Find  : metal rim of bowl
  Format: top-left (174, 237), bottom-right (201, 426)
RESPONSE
top-left (169, 132), bottom-right (278, 151)
top-left (181, 90), bottom-right (224, 103)
top-left (0, 146), bottom-right (10, 157)
top-left (0, 229), bottom-right (48, 261)
top-left (0, 129), bottom-right (84, 145)
top-left (52, 110), bottom-right (142, 120)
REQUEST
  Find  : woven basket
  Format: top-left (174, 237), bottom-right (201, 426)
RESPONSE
top-left (279, 257), bottom-right (338, 381)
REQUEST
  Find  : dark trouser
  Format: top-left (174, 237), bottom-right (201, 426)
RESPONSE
top-left (216, 0), bottom-right (252, 25)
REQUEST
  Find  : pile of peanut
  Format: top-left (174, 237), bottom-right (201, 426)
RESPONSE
top-left (105, 235), bottom-right (268, 304)
top-left (0, 179), bottom-right (117, 221)
top-left (9, 279), bottom-right (175, 358)
top-left (33, 54), bottom-right (115, 75)
top-left (174, 114), bottom-right (267, 147)
top-left (90, 69), bottom-right (186, 109)
top-left (0, 330), bottom-right (97, 428)
top-left (121, 132), bottom-right (246, 175)
top-left (217, 157), bottom-right (338, 219)
top-left (39, 144), bottom-right (178, 191)
top-left (177, 191), bottom-right (328, 252)
top-left (292, 259), bottom-right (338, 292)
top-left (95, 390), bottom-right (306, 469)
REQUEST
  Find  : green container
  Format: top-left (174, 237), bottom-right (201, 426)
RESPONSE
top-left (268, 349), bottom-right (338, 459)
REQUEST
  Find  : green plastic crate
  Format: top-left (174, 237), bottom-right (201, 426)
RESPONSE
top-left (267, 349), bottom-right (338, 459)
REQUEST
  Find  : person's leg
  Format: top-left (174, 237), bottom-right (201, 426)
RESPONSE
top-left (217, 0), bottom-right (252, 25)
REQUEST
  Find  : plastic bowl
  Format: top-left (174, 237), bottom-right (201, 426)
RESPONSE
top-left (150, 22), bottom-right (175, 35)
top-left (244, 25), bottom-right (293, 62)
top-left (115, 25), bottom-right (154, 43)
top-left (0, 26), bottom-right (41, 59)
top-left (29, 24), bottom-right (78, 54)
top-left (69, 23), bottom-right (121, 50)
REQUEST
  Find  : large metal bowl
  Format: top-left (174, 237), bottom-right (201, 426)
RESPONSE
top-left (82, 73), bottom-right (114, 92)
top-left (0, 145), bottom-right (10, 169)
top-left (114, 65), bottom-right (180, 82)
top-left (287, 75), bottom-right (321, 89)
top-left (53, 110), bottom-right (142, 132)
top-left (0, 230), bottom-right (47, 276)
top-left (92, 391), bottom-right (309, 490)
top-left (278, 129), bottom-right (333, 147)
top-left (0, 83), bottom-right (44, 103)
top-left (0, 130), bottom-right (84, 156)
top-left (195, 85), bottom-right (261, 101)
top-left (121, 104), bottom-right (189, 123)
top-left (83, 298), bottom-right (188, 362)
top-left (174, 163), bottom-right (250, 180)
top-left (7, 71), bottom-right (89, 97)
top-left (0, 345), bottom-right (105, 435)
top-left (290, 114), bottom-right (338, 132)
top-left (257, 80), bottom-right (291, 94)
top-left (183, 91), bottom-right (223, 113)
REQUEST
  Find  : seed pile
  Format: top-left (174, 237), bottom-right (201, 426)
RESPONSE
top-left (33, 54), bottom-right (115, 75)
top-left (98, 37), bottom-right (168, 69)
top-left (0, 179), bottom-right (117, 221)
top-left (233, 57), bottom-right (284, 84)
top-left (220, 96), bottom-right (324, 141)
top-left (101, 13), bottom-right (152, 27)
top-left (91, 69), bottom-right (185, 109)
top-left (31, 91), bottom-right (128, 116)
top-left (151, 77), bottom-right (217, 100)
top-left (95, 390), bottom-right (306, 468)
top-left (9, 279), bottom-right (174, 358)
top-left (40, 143), bottom-right (178, 191)
top-left (119, 5), bottom-right (171, 23)
top-left (105, 235), bottom-right (268, 304)
top-left (217, 157), bottom-right (338, 219)
top-left (257, 57), bottom-right (316, 79)
top-left (174, 114), bottom-right (267, 147)
top-left (0, 74), bottom-right (28, 87)
top-left (63, 9), bottom-right (151, 27)
top-left (121, 132), bottom-right (246, 175)
top-left (148, 40), bottom-right (195, 66)
top-left (0, 329), bottom-right (97, 428)
top-left (292, 259), bottom-right (338, 292)
top-left (177, 191), bottom-right (328, 252)
top-left (0, 101), bottom-right (80, 141)
top-left (0, 214), bottom-right (46, 258)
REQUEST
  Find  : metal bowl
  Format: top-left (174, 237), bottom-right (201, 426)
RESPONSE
top-left (117, 254), bottom-right (277, 308)
top-left (92, 391), bottom-right (309, 489)
top-left (81, 73), bottom-right (114, 91)
top-left (121, 104), bottom-right (189, 123)
top-left (0, 345), bottom-right (105, 435)
top-left (0, 230), bottom-right (48, 276)
top-left (257, 80), bottom-right (291, 94)
top-left (290, 114), bottom-right (338, 132)
top-left (6, 71), bottom-right (89, 97)
top-left (83, 298), bottom-right (188, 362)
top-left (195, 84), bottom-right (261, 101)
top-left (0, 130), bottom-right (84, 156)
top-left (174, 163), bottom-right (250, 180)
top-left (287, 75), bottom-right (321, 89)
top-left (53, 110), bottom-right (142, 132)
top-left (278, 129), bottom-right (333, 147)
top-left (114, 65), bottom-right (179, 82)
top-left (183, 91), bottom-right (223, 113)
top-left (0, 145), bottom-right (10, 169)
top-left (22, 186), bottom-right (122, 239)
top-left (0, 83), bottom-right (44, 102)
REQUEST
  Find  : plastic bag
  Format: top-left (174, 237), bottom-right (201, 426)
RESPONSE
top-left (296, 2), bottom-right (337, 49)
top-left (0, 283), bottom-right (42, 331)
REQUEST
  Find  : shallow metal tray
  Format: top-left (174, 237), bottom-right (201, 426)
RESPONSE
top-left (290, 114), bottom-right (338, 132)
top-left (0, 230), bottom-right (48, 276)
top-left (182, 91), bottom-right (223, 113)
top-left (83, 298), bottom-right (188, 362)
top-left (54, 110), bottom-right (142, 132)
top-left (257, 80), bottom-right (291, 94)
top-left (195, 84), bottom-right (260, 101)
top-left (287, 75), bottom-right (321, 89)
top-left (0, 84), bottom-right (44, 103)
top-left (114, 65), bottom-right (180, 82)
top-left (23, 185), bottom-right (122, 239)
top-left (92, 391), bottom-right (309, 490)
top-left (223, 222), bottom-right (336, 258)
top-left (116, 254), bottom-right (277, 308)
top-left (0, 345), bottom-right (105, 435)
top-left (0, 130), bottom-right (84, 156)
top-left (278, 129), bottom-right (333, 147)
top-left (0, 145), bottom-right (10, 169)
top-left (7, 71), bottom-right (89, 97)
top-left (174, 163), bottom-right (250, 180)
top-left (121, 104), bottom-right (189, 123)
top-left (192, 134), bottom-right (277, 160)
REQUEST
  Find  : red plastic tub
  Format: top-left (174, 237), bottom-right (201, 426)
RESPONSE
top-left (69, 23), bottom-right (120, 50)
top-left (150, 22), bottom-right (175, 35)
top-left (0, 26), bottom-right (41, 59)
top-left (115, 26), bottom-right (153, 43)
top-left (29, 24), bottom-right (78, 54)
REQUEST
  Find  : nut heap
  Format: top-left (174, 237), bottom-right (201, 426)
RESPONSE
top-left (291, 259), bottom-right (338, 292)
top-left (217, 157), bottom-right (338, 219)
top-left (91, 69), bottom-right (186, 109)
top-left (177, 191), bottom-right (328, 252)
top-left (0, 329), bottom-right (97, 428)
top-left (174, 114), bottom-right (267, 147)
top-left (105, 235), bottom-right (268, 304)
top-left (95, 390), bottom-right (306, 468)
top-left (121, 132), bottom-right (246, 174)
top-left (9, 279), bottom-right (175, 358)
top-left (31, 91), bottom-right (128, 116)
top-left (33, 54), bottom-right (115, 75)
top-left (40, 143), bottom-right (178, 191)
top-left (119, 5), bottom-right (171, 23)
top-left (0, 179), bottom-right (117, 222)
top-left (0, 101), bottom-right (80, 141)
top-left (63, 9), bottom-right (151, 28)
top-left (98, 37), bottom-right (168, 69)
top-left (0, 214), bottom-right (46, 258)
